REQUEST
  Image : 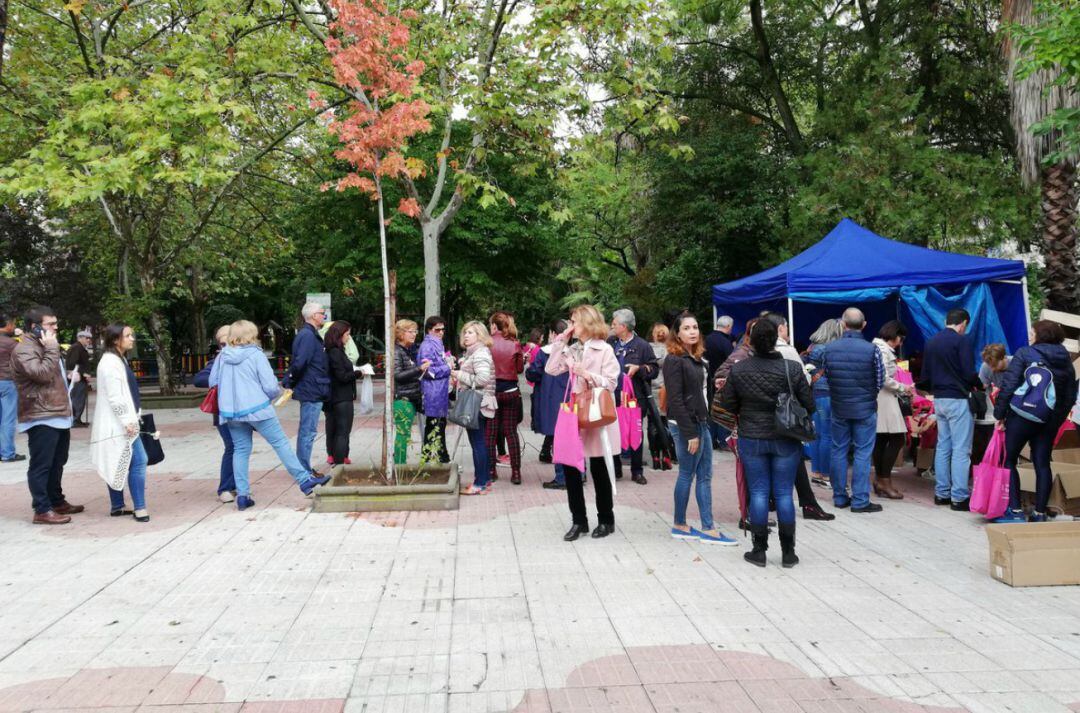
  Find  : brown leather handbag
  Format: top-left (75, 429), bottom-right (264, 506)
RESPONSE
top-left (577, 385), bottom-right (617, 429)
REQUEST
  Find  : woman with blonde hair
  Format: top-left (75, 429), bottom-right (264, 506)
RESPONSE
top-left (451, 321), bottom-right (497, 494)
top-left (393, 319), bottom-right (429, 464)
top-left (193, 325), bottom-right (237, 502)
top-left (545, 305), bottom-right (621, 541)
top-left (210, 320), bottom-right (330, 510)
top-left (91, 323), bottom-right (150, 521)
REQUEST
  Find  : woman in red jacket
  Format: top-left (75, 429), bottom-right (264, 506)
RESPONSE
top-left (488, 311), bottom-right (525, 484)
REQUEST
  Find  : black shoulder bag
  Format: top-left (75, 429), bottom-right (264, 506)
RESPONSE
top-left (775, 360), bottom-right (816, 442)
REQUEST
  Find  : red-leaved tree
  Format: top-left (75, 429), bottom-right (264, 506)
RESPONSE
top-left (319, 0), bottom-right (430, 482)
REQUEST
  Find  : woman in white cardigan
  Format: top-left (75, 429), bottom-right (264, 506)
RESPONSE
top-left (90, 323), bottom-right (150, 522)
top-left (871, 320), bottom-right (909, 500)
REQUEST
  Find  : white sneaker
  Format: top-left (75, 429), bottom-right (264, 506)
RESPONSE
top-left (219, 491), bottom-right (235, 503)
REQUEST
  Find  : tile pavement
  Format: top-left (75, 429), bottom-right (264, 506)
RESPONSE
top-left (0, 385), bottom-right (1076, 712)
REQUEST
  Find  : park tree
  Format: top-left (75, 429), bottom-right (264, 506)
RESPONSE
top-left (320, 0), bottom-right (431, 480)
top-left (287, 0), bottom-right (678, 318)
top-left (0, 0), bottom-right (328, 392)
top-left (1006, 0), bottom-right (1080, 312)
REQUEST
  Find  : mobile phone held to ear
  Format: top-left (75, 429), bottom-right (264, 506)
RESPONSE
top-left (31, 325), bottom-right (44, 339)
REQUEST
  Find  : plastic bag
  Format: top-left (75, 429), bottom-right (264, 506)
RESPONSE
top-left (359, 375), bottom-right (374, 415)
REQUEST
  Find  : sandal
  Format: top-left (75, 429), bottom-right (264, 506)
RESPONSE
top-left (460, 485), bottom-right (489, 495)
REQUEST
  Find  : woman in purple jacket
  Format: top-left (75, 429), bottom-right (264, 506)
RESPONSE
top-left (418, 316), bottom-right (453, 463)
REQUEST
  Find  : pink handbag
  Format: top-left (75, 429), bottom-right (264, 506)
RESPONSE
top-left (970, 428), bottom-right (1009, 519)
top-left (553, 374), bottom-right (586, 472)
top-left (617, 374), bottom-right (643, 450)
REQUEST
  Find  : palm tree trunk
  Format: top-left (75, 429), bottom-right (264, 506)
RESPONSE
top-left (1040, 161), bottom-right (1079, 312)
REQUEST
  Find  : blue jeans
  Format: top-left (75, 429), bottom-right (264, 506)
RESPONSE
top-left (0, 380), bottom-right (16, 460)
top-left (671, 421), bottom-right (714, 530)
top-left (553, 464), bottom-right (566, 485)
top-left (830, 412), bottom-right (877, 508)
top-left (740, 436), bottom-right (800, 526)
top-left (468, 415), bottom-right (491, 488)
top-left (228, 417), bottom-right (311, 496)
top-left (296, 401), bottom-right (322, 472)
top-left (809, 396), bottom-right (832, 474)
top-left (109, 436), bottom-right (148, 511)
top-left (934, 398), bottom-right (973, 501)
top-left (216, 424), bottom-right (236, 495)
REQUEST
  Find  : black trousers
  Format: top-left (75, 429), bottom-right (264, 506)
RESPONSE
top-left (324, 401), bottom-right (354, 464)
top-left (564, 456), bottom-right (614, 527)
top-left (540, 434), bottom-right (553, 458)
top-left (27, 425), bottom-right (69, 514)
top-left (70, 381), bottom-right (89, 423)
top-left (873, 432), bottom-right (906, 478)
top-left (1004, 415), bottom-right (1057, 512)
top-left (793, 459), bottom-right (821, 508)
top-left (424, 416), bottom-right (450, 462)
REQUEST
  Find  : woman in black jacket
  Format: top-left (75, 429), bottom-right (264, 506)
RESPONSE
top-left (393, 319), bottom-right (429, 464)
top-left (664, 313), bottom-right (738, 545)
top-left (718, 319), bottom-right (814, 568)
top-left (324, 321), bottom-right (359, 467)
top-left (993, 320), bottom-right (1079, 523)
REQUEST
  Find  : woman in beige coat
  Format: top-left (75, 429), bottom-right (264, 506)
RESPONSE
top-left (871, 320), bottom-right (909, 499)
top-left (545, 304), bottom-right (621, 541)
top-left (452, 321), bottom-right (497, 495)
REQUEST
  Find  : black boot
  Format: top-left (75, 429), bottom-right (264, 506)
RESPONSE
top-left (743, 525), bottom-right (768, 567)
top-left (779, 522), bottom-right (799, 568)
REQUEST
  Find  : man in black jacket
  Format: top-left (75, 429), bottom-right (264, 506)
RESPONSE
top-left (609, 308), bottom-right (659, 484)
top-left (921, 309), bottom-right (982, 510)
top-left (65, 330), bottom-right (93, 427)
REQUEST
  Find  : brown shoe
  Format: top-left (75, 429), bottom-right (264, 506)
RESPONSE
top-left (53, 501), bottom-right (85, 514)
top-left (33, 510), bottom-right (72, 525)
top-left (872, 477), bottom-right (904, 500)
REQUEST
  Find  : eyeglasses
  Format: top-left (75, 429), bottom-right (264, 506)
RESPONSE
top-left (433, 327), bottom-right (446, 333)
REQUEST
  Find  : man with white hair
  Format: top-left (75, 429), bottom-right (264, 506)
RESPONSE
top-left (283, 302), bottom-right (330, 474)
top-left (609, 308), bottom-right (659, 484)
top-left (65, 330), bottom-right (94, 427)
top-left (820, 307), bottom-right (885, 513)
top-left (704, 316), bottom-right (735, 448)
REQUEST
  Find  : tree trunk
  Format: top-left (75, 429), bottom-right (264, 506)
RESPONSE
top-left (749, 0), bottom-right (805, 155)
top-left (0, 0), bottom-right (7, 80)
top-left (422, 220), bottom-right (441, 318)
top-left (376, 175), bottom-right (396, 484)
top-left (137, 273), bottom-right (176, 396)
top-left (1040, 161), bottom-right (1080, 312)
top-left (189, 264), bottom-right (208, 355)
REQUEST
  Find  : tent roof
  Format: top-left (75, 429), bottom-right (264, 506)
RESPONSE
top-left (712, 219), bottom-right (1026, 305)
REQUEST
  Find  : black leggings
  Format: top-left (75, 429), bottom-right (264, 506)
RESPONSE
top-left (325, 401), bottom-right (354, 464)
top-left (1004, 415), bottom-right (1057, 512)
top-left (564, 457), bottom-right (614, 527)
top-left (873, 433), bottom-right (906, 478)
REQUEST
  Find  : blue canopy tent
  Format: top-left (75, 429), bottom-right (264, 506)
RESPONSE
top-left (711, 219), bottom-right (1030, 359)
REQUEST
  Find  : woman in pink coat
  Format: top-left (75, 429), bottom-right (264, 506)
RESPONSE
top-left (546, 304), bottom-right (621, 541)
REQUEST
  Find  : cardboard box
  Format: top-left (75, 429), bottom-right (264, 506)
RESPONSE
top-left (1017, 449), bottom-right (1080, 516)
top-left (985, 521), bottom-right (1080, 587)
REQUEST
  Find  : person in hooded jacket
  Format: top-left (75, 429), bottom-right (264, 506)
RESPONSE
top-left (525, 318), bottom-right (570, 489)
top-left (210, 320), bottom-right (331, 510)
top-left (992, 320), bottom-right (1079, 523)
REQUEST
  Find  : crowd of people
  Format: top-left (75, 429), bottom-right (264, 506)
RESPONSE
top-left (1, 300), bottom-right (1075, 567)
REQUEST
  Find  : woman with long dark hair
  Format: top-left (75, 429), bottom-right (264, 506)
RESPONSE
top-left (718, 319), bottom-right (814, 567)
top-left (665, 313), bottom-right (737, 544)
top-left (90, 323), bottom-right (150, 522)
top-left (324, 321), bottom-right (358, 467)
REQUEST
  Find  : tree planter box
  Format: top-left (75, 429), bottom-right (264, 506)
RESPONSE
top-left (312, 463), bottom-right (460, 513)
top-left (138, 393), bottom-right (206, 410)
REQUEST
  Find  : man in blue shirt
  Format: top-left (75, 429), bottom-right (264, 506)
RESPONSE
top-left (821, 308), bottom-right (885, 512)
top-left (920, 309), bottom-right (980, 510)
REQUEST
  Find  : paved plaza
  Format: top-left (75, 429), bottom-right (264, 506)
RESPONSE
top-left (0, 387), bottom-right (1079, 713)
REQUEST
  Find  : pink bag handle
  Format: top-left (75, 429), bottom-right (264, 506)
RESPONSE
top-left (982, 428), bottom-right (1006, 468)
top-left (561, 371), bottom-right (576, 404)
top-left (621, 373), bottom-right (636, 401)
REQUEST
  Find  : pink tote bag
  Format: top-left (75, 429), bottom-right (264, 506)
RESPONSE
top-left (970, 428), bottom-right (1009, 519)
top-left (617, 374), bottom-right (643, 450)
top-left (553, 374), bottom-right (586, 472)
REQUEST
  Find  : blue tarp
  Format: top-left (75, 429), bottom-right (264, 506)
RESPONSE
top-left (712, 219), bottom-right (1029, 354)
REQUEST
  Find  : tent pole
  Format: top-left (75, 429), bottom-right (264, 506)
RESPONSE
top-left (1021, 275), bottom-right (1033, 335)
top-left (713, 304), bottom-right (717, 331)
top-left (787, 298), bottom-right (795, 341)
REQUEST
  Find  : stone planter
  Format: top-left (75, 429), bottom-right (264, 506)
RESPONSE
top-left (311, 463), bottom-right (460, 513)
